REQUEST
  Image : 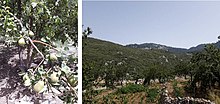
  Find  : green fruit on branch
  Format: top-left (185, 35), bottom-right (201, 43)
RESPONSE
top-left (50, 72), bottom-right (59, 83)
top-left (28, 30), bottom-right (34, 37)
top-left (49, 53), bottom-right (58, 61)
top-left (68, 78), bottom-right (76, 87)
top-left (18, 38), bottom-right (26, 46)
top-left (33, 80), bottom-right (44, 93)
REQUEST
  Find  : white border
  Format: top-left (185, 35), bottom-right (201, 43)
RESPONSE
top-left (78, 0), bottom-right (82, 103)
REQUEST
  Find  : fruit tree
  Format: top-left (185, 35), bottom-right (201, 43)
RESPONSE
top-left (0, 0), bottom-right (78, 103)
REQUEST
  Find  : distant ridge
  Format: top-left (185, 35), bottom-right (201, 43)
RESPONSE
top-left (126, 43), bottom-right (188, 53)
top-left (126, 41), bottom-right (220, 53)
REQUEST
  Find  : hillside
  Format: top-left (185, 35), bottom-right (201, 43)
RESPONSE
top-left (83, 37), bottom-right (220, 104)
top-left (83, 37), bottom-right (191, 75)
top-left (126, 41), bottom-right (220, 53)
top-left (126, 43), bottom-right (188, 53)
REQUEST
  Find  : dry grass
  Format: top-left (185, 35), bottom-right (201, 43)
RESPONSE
top-left (208, 91), bottom-right (220, 104)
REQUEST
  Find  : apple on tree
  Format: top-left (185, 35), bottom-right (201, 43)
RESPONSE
top-left (49, 53), bottom-right (58, 61)
top-left (33, 80), bottom-right (44, 93)
top-left (50, 72), bottom-right (59, 83)
top-left (18, 38), bottom-right (26, 46)
top-left (68, 76), bottom-right (76, 87)
top-left (28, 30), bottom-right (34, 37)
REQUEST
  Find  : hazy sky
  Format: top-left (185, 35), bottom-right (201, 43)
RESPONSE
top-left (83, 1), bottom-right (220, 49)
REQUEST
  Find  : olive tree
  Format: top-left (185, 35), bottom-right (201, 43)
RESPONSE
top-left (190, 44), bottom-right (220, 92)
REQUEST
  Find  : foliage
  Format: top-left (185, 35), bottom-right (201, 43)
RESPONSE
top-left (117, 84), bottom-right (146, 94)
top-left (143, 63), bottom-right (174, 85)
top-left (190, 44), bottom-right (220, 92)
top-left (174, 60), bottom-right (191, 77)
top-left (0, 0), bottom-right (78, 103)
top-left (146, 88), bottom-right (159, 103)
top-left (82, 27), bottom-right (95, 90)
top-left (172, 80), bottom-right (183, 97)
top-left (82, 62), bottom-right (96, 90)
top-left (83, 37), bottom-right (190, 88)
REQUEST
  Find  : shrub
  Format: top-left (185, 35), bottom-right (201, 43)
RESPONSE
top-left (173, 80), bottom-right (183, 97)
top-left (117, 84), bottom-right (146, 94)
top-left (146, 88), bottom-right (159, 102)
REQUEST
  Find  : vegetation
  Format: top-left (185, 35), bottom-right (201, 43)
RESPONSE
top-left (82, 37), bottom-right (191, 103)
top-left (0, 0), bottom-right (78, 103)
top-left (83, 37), bottom-right (190, 88)
top-left (190, 44), bottom-right (220, 94)
top-left (117, 84), bottom-right (146, 94)
top-left (83, 31), bottom-right (220, 103)
top-left (209, 92), bottom-right (220, 104)
top-left (146, 88), bottom-right (159, 103)
top-left (172, 80), bottom-right (183, 97)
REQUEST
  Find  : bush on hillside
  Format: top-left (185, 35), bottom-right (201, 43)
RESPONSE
top-left (117, 84), bottom-right (146, 94)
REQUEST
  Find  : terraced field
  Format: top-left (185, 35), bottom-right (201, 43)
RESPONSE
top-left (91, 78), bottom-right (191, 104)
top-left (94, 91), bottom-right (159, 104)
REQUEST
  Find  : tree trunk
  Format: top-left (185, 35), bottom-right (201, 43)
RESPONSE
top-left (135, 79), bottom-right (138, 84)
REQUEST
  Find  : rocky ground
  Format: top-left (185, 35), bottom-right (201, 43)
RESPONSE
top-left (0, 43), bottom-right (63, 104)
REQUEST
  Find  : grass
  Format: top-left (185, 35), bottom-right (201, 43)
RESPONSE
top-left (139, 96), bottom-right (144, 104)
top-left (208, 91), bottom-right (220, 104)
top-left (173, 80), bottom-right (183, 97)
top-left (146, 88), bottom-right (159, 103)
top-left (117, 84), bottom-right (146, 94)
top-left (102, 93), bottom-right (117, 104)
top-left (96, 78), bottom-right (220, 103)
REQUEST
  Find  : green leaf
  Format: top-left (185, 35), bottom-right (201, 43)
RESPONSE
top-left (64, 47), bottom-right (69, 51)
top-left (61, 62), bottom-right (71, 75)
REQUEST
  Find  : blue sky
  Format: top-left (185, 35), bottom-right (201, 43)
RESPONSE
top-left (83, 1), bottom-right (220, 49)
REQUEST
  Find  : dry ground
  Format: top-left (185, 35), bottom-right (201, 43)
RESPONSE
top-left (92, 77), bottom-right (189, 104)
top-left (0, 43), bottom-right (62, 104)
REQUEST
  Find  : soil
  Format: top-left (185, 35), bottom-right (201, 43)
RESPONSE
top-left (95, 89), bottom-right (116, 100)
top-left (0, 43), bottom-right (63, 104)
top-left (166, 82), bottom-right (174, 96)
top-left (130, 92), bottom-right (145, 104)
top-left (93, 77), bottom-right (191, 104)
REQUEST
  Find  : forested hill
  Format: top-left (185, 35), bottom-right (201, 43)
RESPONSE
top-left (126, 43), bottom-right (188, 53)
top-left (126, 41), bottom-right (220, 53)
top-left (83, 37), bottom-right (191, 73)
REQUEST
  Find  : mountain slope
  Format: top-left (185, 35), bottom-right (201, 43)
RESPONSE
top-left (126, 43), bottom-right (188, 53)
top-left (126, 41), bottom-right (220, 53)
top-left (83, 37), bottom-right (191, 73)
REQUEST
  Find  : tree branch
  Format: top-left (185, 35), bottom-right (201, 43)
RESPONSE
top-left (27, 37), bottom-right (45, 72)
top-left (32, 40), bottom-right (58, 51)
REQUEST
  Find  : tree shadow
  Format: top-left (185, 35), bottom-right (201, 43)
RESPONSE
top-left (0, 44), bottom-right (33, 99)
